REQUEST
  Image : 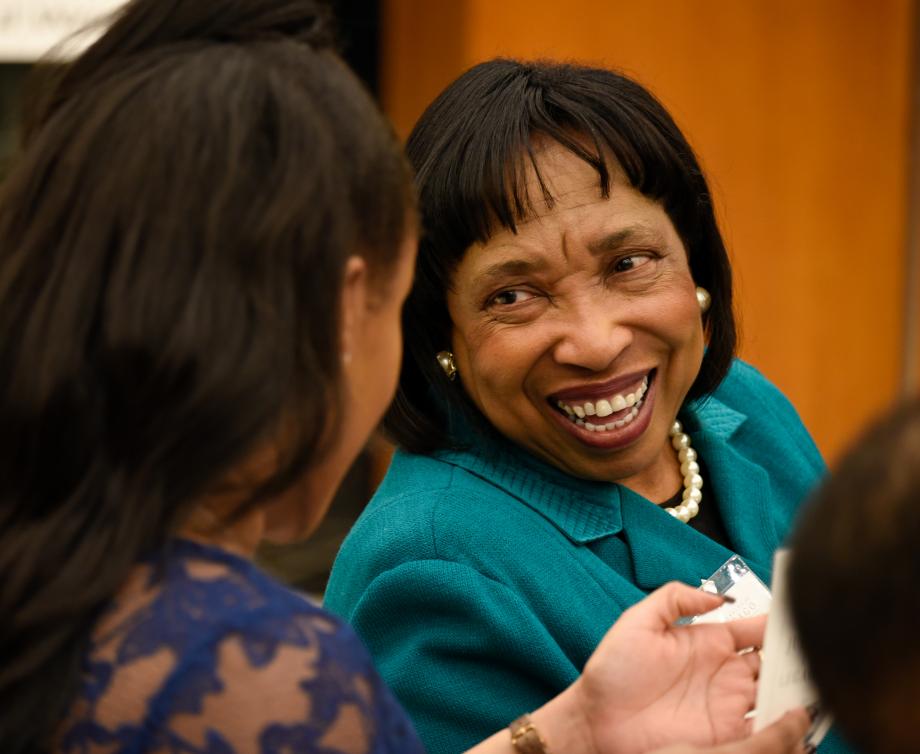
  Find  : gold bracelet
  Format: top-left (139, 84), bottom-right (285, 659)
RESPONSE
top-left (509, 713), bottom-right (550, 754)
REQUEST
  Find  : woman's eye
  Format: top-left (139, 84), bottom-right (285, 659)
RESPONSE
top-left (490, 289), bottom-right (535, 306)
top-left (613, 254), bottom-right (653, 273)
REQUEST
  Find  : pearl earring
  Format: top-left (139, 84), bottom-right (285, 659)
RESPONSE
top-left (436, 351), bottom-right (457, 381)
top-left (696, 287), bottom-right (711, 313)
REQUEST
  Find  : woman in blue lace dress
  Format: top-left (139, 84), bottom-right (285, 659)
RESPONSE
top-left (0, 1), bottom-right (811, 753)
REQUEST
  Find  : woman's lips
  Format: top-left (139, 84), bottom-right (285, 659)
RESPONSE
top-left (550, 369), bottom-right (652, 402)
top-left (547, 371), bottom-right (657, 450)
top-left (554, 374), bottom-right (650, 421)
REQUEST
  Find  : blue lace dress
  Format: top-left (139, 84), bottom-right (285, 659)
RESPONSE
top-left (56, 538), bottom-right (426, 754)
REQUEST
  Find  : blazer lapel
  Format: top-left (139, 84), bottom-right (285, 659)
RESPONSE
top-left (617, 395), bottom-right (779, 591)
top-left (692, 427), bottom-right (779, 582)
top-left (619, 488), bottom-right (738, 592)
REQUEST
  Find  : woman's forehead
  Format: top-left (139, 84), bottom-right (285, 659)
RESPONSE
top-left (504, 140), bottom-right (624, 222)
top-left (490, 150), bottom-right (662, 239)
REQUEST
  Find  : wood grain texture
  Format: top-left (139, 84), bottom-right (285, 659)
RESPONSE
top-left (380, 0), bottom-right (468, 140)
top-left (382, 0), bottom-right (916, 460)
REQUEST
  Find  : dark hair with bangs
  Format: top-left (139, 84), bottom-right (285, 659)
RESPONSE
top-left (0, 0), bottom-right (412, 749)
top-left (384, 58), bottom-right (736, 454)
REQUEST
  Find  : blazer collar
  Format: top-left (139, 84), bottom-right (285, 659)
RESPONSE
top-left (438, 426), bottom-right (625, 543)
top-left (622, 395), bottom-right (777, 590)
top-left (437, 393), bottom-right (777, 585)
top-left (681, 395), bottom-right (780, 574)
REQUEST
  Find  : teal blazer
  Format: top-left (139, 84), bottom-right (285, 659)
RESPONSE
top-left (326, 361), bottom-right (852, 754)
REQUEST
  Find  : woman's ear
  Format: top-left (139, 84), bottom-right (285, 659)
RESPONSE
top-left (339, 255), bottom-right (369, 367)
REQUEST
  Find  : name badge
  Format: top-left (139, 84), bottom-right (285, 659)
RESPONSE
top-left (690, 554), bottom-right (773, 624)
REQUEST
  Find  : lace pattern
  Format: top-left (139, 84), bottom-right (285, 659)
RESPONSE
top-left (57, 539), bottom-right (424, 754)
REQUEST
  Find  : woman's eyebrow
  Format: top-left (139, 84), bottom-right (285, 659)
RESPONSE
top-left (474, 225), bottom-right (664, 286)
top-left (588, 226), bottom-right (663, 254)
top-left (477, 258), bottom-right (549, 284)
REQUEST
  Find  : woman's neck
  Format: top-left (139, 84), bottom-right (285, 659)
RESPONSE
top-left (178, 500), bottom-right (266, 560)
top-left (616, 438), bottom-right (684, 504)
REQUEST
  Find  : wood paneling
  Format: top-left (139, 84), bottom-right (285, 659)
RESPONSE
top-left (380, 0), bottom-right (468, 141)
top-left (382, 0), bottom-right (915, 460)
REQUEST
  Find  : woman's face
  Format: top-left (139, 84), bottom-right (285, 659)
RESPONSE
top-left (447, 142), bottom-right (705, 492)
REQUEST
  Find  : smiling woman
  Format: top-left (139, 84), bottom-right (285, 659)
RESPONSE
top-left (324, 59), bottom-right (854, 754)
top-left (447, 141), bottom-right (704, 502)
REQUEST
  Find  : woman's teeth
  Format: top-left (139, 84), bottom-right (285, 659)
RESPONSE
top-left (555, 376), bottom-right (649, 432)
top-left (577, 403), bottom-right (641, 431)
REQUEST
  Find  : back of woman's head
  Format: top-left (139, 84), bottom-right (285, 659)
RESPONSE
top-left (0, 1), bottom-right (412, 749)
top-left (789, 400), bottom-right (920, 753)
top-left (384, 58), bottom-right (735, 454)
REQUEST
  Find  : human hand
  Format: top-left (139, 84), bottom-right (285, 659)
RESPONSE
top-left (575, 582), bottom-right (769, 754)
top-left (650, 709), bottom-right (812, 754)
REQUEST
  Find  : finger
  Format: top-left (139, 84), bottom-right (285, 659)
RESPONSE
top-left (739, 648), bottom-right (761, 678)
top-left (722, 614), bottom-right (768, 651)
top-left (731, 709), bottom-right (811, 753)
top-left (627, 581), bottom-right (728, 630)
top-left (646, 710), bottom-right (811, 754)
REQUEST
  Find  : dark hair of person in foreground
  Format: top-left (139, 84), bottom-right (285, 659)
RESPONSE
top-left (0, 0), bottom-right (413, 749)
top-left (383, 58), bottom-right (737, 454)
top-left (789, 398), bottom-right (920, 754)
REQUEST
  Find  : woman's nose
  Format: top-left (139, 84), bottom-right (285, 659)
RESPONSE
top-left (550, 298), bottom-right (633, 372)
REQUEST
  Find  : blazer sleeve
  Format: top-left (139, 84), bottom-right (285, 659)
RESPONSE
top-left (339, 558), bottom-right (579, 754)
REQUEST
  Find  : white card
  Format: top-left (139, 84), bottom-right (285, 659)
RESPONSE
top-left (753, 549), bottom-right (831, 746)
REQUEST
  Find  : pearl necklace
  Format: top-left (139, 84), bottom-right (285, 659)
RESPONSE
top-left (664, 420), bottom-right (703, 523)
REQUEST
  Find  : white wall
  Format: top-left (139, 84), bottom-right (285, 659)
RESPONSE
top-left (0, 0), bottom-right (126, 61)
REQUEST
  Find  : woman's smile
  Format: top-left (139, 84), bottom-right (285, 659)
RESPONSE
top-left (547, 370), bottom-right (658, 450)
top-left (548, 370), bottom-right (656, 449)
top-left (553, 370), bottom-right (650, 423)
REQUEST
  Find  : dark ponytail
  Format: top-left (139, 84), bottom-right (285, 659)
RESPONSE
top-left (0, 1), bottom-right (413, 750)
top-left (23, 0), bottom-right (335, 140)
